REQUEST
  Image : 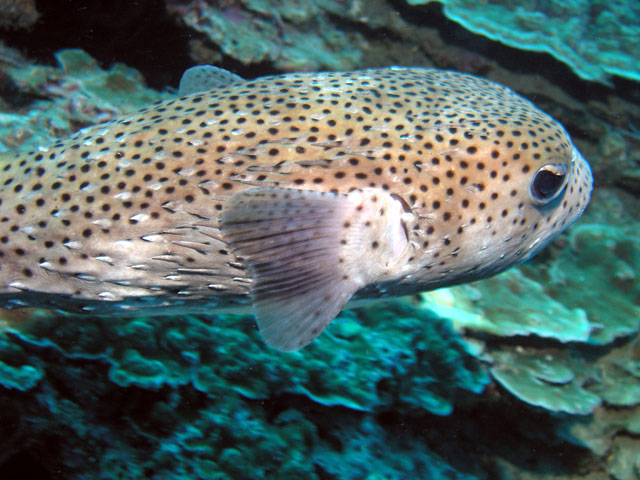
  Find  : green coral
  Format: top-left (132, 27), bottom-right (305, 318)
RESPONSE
top-left (312, 415), bottom-right (480, 480)
top-left (169, 1), bottom-right (361, 70)
top-left (562, 405), bottom-right (640, 456)
top-left (53, 49), bottom-right (163, 112)
top-left (421, 269), bottom-right (591, 343)
top-left (560, 405), bottom-right (640, 480)
top-left (0, 300), bottom-right (490, 478)
top-left (489, 350), bottom-right (601, 415)
top-left (0, 47), bottom-right (169, 153)
top-left (0, 360), bottom-right (42, 391)
top-left (587, 336), bottom-right (640, 407)
top-left (0, 325), bottom-right (43, 391)
top-left (523, 223), bottom-right (640, 345)
top-left (407, 0), bottom-right (640, 84)
top-left (14, 300), bottom-right (488, 415)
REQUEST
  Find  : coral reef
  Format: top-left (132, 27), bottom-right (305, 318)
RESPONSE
top-left (530, 222), bottom-right (640, 345)
top-left (408, 0), bottom-right (640, 84)
top-left (0, 46), bottom-right (169, 153)
top-left (421, 270), bottom-right (592, 343)
top-left (561, 404), bottom-right (640, 480)
top-left (166, 0), bottom-right (362, 71)
top-left (489, 349), bottom-right (601, 415)
top-left (0, 301), bottom-right (490, 479)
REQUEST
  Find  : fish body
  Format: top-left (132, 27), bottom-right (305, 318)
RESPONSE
top-left (0, 67), bottom-right (592, 350)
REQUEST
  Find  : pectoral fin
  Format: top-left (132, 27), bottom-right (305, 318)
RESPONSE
top-left (221, 187), bottom-right (411, 351)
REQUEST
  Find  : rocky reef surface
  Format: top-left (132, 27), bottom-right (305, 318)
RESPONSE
top-left (0, 1), bottom-right (639, 479)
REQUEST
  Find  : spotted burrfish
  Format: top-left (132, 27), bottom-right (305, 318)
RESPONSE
top-left (0, 66), bottom-right (592, 350)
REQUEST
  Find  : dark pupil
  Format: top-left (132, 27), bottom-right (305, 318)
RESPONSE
top-left (533, 170), bottom-right (565, 199)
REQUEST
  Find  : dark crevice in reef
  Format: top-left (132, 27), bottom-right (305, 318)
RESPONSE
top-left (248, 391), bottom-right (594, 478)
top-left (0, 72), bottom-right (44, 107)
top-left (377, 395), bottom-right (594, 477)
top-left (2, 451), bottom-right (53, 480)
top-left (1, 0), bottom-right (193, 90)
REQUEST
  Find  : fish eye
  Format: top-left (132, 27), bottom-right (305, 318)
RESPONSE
top-left (530, 163), bottom-right (568, 204)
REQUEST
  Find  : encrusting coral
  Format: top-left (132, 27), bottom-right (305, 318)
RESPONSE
top-left (0, 300), bottom-right (489, 478)
top-left (0, 47), bottom-right (169, 153)
top-left (166, 0), bottom-right (361, 71)
top-left (407, 0), bottom-right (640, 85)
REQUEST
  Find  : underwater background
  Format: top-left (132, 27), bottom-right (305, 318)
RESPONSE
top-left (0, 1), bottom-right (638, 479)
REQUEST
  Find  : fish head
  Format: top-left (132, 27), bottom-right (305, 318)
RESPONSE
top-left (478, 125), bottom-right (593, 264)
top-left (422, 114), bottom-right (593, 277)
top-left (402, 75), bottom-right (594, 286)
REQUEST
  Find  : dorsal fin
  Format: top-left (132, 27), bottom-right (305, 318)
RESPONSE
top-left (178, 65), bottom-right (244, 96)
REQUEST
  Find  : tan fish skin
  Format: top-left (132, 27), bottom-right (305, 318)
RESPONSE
top-left (0, 67), bottom-right (592, 350)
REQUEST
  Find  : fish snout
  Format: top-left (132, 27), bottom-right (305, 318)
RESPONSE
top-left (566, 146), bottom-right (593, 222)
top-left (576, 147), bottom-right (592, 200)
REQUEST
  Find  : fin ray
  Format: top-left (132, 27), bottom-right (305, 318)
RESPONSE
top-left (221, 186), bottom-right (412, 351)
top-left (221, 187), bottom-right (363, 351)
